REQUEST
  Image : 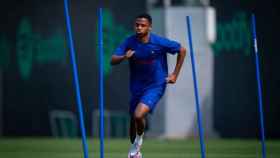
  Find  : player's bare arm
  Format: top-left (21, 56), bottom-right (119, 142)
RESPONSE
top-left (166, 47), bottom-right (186, 84)
top-left (110, 49), bottom-right (135, 65)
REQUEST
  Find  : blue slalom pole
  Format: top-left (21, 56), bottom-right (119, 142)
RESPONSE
top-left (63, 0), bottom-right (89, 158)
top-left (186, 16), bottom-right (206, 158)
top-left (251, 14), bottom-right (267, 158)
top-left (98, 8), bottom-right (105, 158)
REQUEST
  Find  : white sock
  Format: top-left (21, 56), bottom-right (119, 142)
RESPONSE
top-left (134, 133), bottom-right (144, 146)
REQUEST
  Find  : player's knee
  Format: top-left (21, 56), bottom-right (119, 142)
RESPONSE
top-left (134, 112), bottom-right (144, 121)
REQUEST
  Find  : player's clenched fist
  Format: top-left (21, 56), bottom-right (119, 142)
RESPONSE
top-left (125, 49), bottom-right (135, 59)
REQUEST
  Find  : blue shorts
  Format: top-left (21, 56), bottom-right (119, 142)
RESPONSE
top-left (129, 84), bottom-right (166, 115)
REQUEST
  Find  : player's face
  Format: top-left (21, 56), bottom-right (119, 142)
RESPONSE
top-left (134, 18), bottom-right (151, 37)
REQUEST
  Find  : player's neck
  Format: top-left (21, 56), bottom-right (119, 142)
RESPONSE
top-left (137, 33), bottom-right (150, 43)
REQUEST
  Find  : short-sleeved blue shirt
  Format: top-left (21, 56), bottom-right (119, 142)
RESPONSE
top-left (114, 33), bottom-right (181, 95)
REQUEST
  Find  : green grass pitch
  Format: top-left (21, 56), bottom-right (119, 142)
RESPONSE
top-left (0, 138), bottom-right (279, 158)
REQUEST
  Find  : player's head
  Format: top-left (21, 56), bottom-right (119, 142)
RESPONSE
top-left (134, 13), bottom-right (152, 37)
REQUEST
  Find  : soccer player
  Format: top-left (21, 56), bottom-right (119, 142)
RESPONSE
top-left (110, 13), bottom-right (186, 158)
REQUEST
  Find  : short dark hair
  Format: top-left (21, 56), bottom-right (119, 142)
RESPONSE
top-left (135, 13), bottom-right (152, 24)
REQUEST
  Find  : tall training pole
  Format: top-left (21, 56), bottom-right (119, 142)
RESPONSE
top-left (251, 14), bottom-right (267, 158)
top-left (98, 7), bottom-right (105, 158)
top-left (186, 16), bottom-right (206, 158)
top-left (63, 0), bottom-right (89, 158)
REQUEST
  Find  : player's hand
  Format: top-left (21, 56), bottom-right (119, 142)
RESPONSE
top-left (124, 49), bottom-right (135, 59)
top-left (166, 73), bottom-right (177, 84)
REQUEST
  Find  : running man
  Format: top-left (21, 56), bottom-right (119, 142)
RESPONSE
top-left (110, 13), bottom-right (186, 158)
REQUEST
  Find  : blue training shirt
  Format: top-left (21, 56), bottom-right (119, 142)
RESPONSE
top-left (114, 33), bottom-right (181, 95)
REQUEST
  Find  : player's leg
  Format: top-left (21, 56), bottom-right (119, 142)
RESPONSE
top-left (129, 116), bottom-right (136, 144)
top-left (128, 96), bottom-right (144, 158)
top-left (128, 103), bottom-right (149, 157)
top-left (134, 103), bottom-right (149, 136)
